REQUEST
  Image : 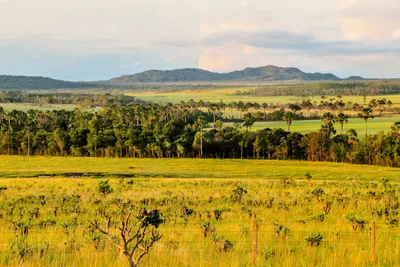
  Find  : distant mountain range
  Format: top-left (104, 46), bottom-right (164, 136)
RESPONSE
top-left (0, 75), bottom-right (95, 90)
top-left (110, 65), bottom-right (344, 83)
top-left (0, 65), bottom-right (365, 90)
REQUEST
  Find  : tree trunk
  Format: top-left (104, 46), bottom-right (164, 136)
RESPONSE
top-left (200, 127), bottom-right (203, 158)
top-left (27, 129), bottom-right (30, 157)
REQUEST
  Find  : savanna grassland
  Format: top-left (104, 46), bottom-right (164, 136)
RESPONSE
top-left (130, 87), bottom-right (400, 106)
top-left (1, 157), bottom-right (400, 266)
top-left (223, 115), bottom-right (400, 135)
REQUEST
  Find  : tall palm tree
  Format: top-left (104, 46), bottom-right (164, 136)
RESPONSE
top-left (336, 112), bottom-right (348, 134)
top-left (261, 103), bottom-right (268, 120)
top-left (321, 112), bottom-right (336, 137)
top-left (194, 116), bottom-right (208, 157)
top-left (358, 107), bottom-right (374, 138)
top-left (282, 111), bottom-right (295, 132)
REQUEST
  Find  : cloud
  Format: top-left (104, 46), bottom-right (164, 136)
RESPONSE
top-left (1, 0), bottom-right (400, 79)
top-left (392, 29), bottom-right (400, 39)
top-left (337, 0), bottom-right (400, 41)
top-left (162, 28), bottom-right (400, 57)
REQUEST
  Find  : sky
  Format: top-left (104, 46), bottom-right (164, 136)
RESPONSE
top-left (1, 0), bottom-right (400, 81)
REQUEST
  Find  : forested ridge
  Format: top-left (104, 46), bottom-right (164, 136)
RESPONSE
top-left (238, 80), bottom-right (400, 96)
top-left (0, 91), bottom-right (143, 107)
top-left (0, 65), bottom-right (356, 90)
top-left (0, 75), bottom-right (96, 90)
top-left (110, 65), bottom-right (340, 83)
top-left (1, 102), bottom-right (400, 167)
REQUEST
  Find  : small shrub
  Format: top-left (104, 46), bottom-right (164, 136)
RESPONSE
top-left (8, 238), bottom-right (32, 260)
top-left (308, 212), bottom-right (325, 222)
top-left (311, 188), bottom-right (325, 202)
top-left (322, 201), bottom-right (332, 214)
top-left (0, 186), bottom-right (8, 194)
top-left (345, 213), bottom-right (367, 231)
top-left (214, 209), bottom-right (223, 220)
top-left (230, 187), bottom-right (247, 202)
top-left (200, 222), bottom-right (216, 238)
top-left (97, 180), bottom-right (113, 196)
top-left (306, 232), bottom-right (324, 247)
top-left (273, 222), bottom-right (291, 240)
top-left (239, 224), bottom-right (250, 236)
top-left (281, 177), bottom-right (295, 187)
top-left (213, 235), bottom-right (234, 252)
top-left (262, 247), bottom-right (276, 260)
top-left (181, 206), bottom-right (196, 219)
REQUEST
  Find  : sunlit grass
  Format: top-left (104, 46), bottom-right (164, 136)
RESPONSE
top-left (1, 156), bottom-right (399, 181)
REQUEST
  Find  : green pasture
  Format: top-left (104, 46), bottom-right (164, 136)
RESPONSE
top-left (0, 103), bottom-right (77, 112)
top-left (223, 115), bottom-right (400, 134)
top-left (0, 156), bottom-right (399, 181)
top-left (131, 88), bottom-right (400, 105)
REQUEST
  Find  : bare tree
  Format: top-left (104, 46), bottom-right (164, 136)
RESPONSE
top-left (89, 205), bottom-right (163, 267)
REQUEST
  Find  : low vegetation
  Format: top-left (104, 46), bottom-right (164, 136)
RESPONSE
top-left (0, 159), bottom-right (399, 266)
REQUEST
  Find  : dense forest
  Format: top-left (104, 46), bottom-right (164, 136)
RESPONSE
top-left (238, 80), bottom-right (400, 96)
top-left (1, 103), bottom-right (400, 167)
top-left (0, 91), bottom-right (143, 107)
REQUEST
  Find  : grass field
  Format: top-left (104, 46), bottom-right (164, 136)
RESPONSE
top-left (225, 115), bottom-right (400, 134)
top-left (0, 156), bottom-right (399, 181)
top-left (0, 156), bottom-right (400, 266)
top-left (0, 103), bottom-right (77, 112)
top-left (131, 88), bottom-right (400, 105)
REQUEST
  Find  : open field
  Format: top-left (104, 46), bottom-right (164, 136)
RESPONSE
top-left (131, 88), bottom-right (400, 105)
top-left (0, 157), bottom-right (400, 266)
top-left (0, 103), bottom-right (77, 112)
top-left (1, 156), bottom-right (400, 181)
top-left (224, 115), bottom-right (400, 134)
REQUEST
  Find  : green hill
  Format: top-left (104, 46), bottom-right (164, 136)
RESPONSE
top-left (110, 65), bottom-right (341, 83)
top-left (0, 75), bottom-right (95, 90)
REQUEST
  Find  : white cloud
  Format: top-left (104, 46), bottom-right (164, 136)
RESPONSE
top-left (392, 29), bottom-right (400, 39)
top-left (337, 0), bottom-right (400, 41)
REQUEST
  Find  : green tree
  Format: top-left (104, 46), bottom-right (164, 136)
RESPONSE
top-left (194, 116), bottom-right (208, 157)
top-left (336, 113), bottom-right (348, 134)
top-left (358, 107), bottom-right (374, 138)
top-left (282, 111), bottom-right (295, 131)
top-left (321, 112), bottom-right (336, 137)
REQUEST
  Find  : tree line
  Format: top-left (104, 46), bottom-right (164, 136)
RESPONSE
top-left (0, 91), bottom-right (143, 107)
top-left (1, 104), bottom-right (400, 167)
top-left (1, 91), bottom-right (396, 122)
top-left (238, 80), bottom-right (400, 97)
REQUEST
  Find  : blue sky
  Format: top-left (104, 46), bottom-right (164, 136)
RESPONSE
top-left (1, 0), bottom-right (400, 80)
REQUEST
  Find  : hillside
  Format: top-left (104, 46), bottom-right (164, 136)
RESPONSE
top-left (0, 66), bottom-right (360, 90)
top-left (110, 65), bottom-right (341, 83)
top-left (0, 75), bottom-right (95, 90)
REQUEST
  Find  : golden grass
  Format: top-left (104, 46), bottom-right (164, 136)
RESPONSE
top-left (0, 156), bottom-right (399, 266)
